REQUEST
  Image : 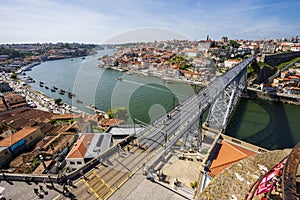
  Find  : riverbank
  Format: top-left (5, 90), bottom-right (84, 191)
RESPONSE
top-left (247, 87), bottom-right (300, 106)
top-left (4, 74), bottom-right (86, 115)
top-left (106, 66), bottom-right (213, 87)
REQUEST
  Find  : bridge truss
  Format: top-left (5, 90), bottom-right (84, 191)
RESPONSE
top-left (205, 67), bottom-right (247, 132)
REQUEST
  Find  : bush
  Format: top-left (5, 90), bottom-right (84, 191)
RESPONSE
top-left (190, 181), bottom-right (198, 189)
top-left (10, 73), bottom-right (18, 80)
top-left (49, 119), bottom-right (57, 124)
top-left (54, 98), bottom-right (62, 105)
top-left (31, 157), bottom-right (41, 170)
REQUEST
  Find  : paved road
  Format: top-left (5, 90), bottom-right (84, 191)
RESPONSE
top-left (54, 56), bottom-right (255, 200)
top-left (0, 178), bottom-right (64, 200)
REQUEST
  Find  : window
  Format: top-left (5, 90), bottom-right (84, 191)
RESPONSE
top-left (70, 161), bottom-right (75, 165)
top-left (77, 161), bottom-right (82, 165)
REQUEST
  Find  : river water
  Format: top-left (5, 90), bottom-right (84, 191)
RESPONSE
top-left (24, 50), bottom-right (300, 150)
top-left (24, 50), bottom-right (195, 124)
top-left (226, 98), bottom-right (300, 150)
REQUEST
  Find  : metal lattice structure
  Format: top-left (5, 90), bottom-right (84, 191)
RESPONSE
top-left (205, 68), bottom-right (247, 132)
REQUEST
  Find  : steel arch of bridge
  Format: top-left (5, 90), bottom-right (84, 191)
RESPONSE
top-left (205, 67), bottom-right (247, 132)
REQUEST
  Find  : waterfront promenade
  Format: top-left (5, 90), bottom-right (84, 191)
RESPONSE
top-left (0, 72), bottom-right (85, 115)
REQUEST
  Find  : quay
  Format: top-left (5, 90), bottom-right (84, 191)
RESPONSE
top-left (85, 104), bottom-right (106, 114)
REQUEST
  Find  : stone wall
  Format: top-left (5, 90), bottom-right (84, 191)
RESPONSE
top-left (248, 89), bottom-right (300, 106)
top-left (262, 52), bottom-right (300, 67)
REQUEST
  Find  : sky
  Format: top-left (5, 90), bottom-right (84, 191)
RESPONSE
top-left (0, 0), bottom-right (300, 44)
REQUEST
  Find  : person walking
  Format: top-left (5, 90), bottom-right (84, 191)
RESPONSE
top-left (80, 170), bottom-right (86, 179)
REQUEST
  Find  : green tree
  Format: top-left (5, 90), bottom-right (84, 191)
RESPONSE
top-left (49, 119), bottom-right (57, 124)
top-left (54, 98), bottom-right (62, 105)
top-left (179, 63), bottom-right (193, 70)
top-left (229, 40), bottom-right (240, 48)
top-left (10, 73), bottom-right (18, 80)
top-left (108, 107), bottom-right (128, 121)
top-left (190, 181), bottom-right (198, 189)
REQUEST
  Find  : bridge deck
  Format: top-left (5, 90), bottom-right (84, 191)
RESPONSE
top-left (54, 56), bottom-right (256, 200)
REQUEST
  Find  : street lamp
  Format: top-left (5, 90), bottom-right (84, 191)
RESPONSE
top-left (39, 154), bottom-right (47, 173)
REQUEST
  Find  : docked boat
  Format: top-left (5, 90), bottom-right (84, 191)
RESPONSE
top-left (59, 90), bottom-right (65, 95)
top-left (88, 104), bottom-right (97, 109)
top-left (116, 77), bottom-right (123, 81)
top-left (51, 88), bottom-right (56, 92)
top-left (60, 89), bottom-right (65, 93)
top-left (27, 78), bottom-right (35, 83)
top-left (76, 99), bottom-right (83, 104)
top-left (53, 86), bottom-right (58, 90)
top-left (45, 86), bottom-right (49, 89)
top-left (164, 80), bottom-right (173, 83)
top-left (40, 81), bottom-right (44, 85)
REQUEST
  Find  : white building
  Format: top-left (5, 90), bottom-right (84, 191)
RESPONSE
top-left (291, 45), bottom-right (300, 52)
top-left (224, 59), bottom-right (241, 68)
top-left (65, 133), bottom-right (113, 171)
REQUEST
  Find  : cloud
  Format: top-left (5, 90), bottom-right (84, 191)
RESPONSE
top-left (0, 0), bottom-right (298, 43)
top-left (103, 27), bottom-right (191, 44)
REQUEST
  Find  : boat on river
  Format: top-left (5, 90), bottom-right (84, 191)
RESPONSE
top-left (76, 99), bottom-right (83, 104)
top-left (67, 92), bottom-right (75, 98)
top-left (116, 77), bottom-right (123, 81)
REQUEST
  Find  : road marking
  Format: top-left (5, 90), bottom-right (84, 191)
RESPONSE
top-left (82, 178), bottom-right (101, 199)
top-left (92, 171), bottom-right (113, 192)
top-left (105, 164), bottom-right (141, 200)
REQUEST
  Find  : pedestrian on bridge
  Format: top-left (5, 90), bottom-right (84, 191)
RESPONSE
top-left (80, 170), bottom-right (86, 180)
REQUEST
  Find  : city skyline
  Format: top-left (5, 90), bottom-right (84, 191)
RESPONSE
top-left (0, 0), bottom-right (299, 44)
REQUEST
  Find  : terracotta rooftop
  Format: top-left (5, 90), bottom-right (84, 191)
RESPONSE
top-left (197, 149), bottom-right (291, 200)
top-left (3, 92), bottom-right (26, 107)
top-left (0, 126), bottom-right (40, 147)
top-left (66, 134), bottom-right (94, 159)
top-left (51, 114), bottom-right (81, 120)
top-left (0, 107), bottom-right (53, 124)
top-left (98, 118), bottom-right (124, 129)
top-left (208, 141), bottom-right (256, 177)
top-left (0, 97), bottom-right (7, 112)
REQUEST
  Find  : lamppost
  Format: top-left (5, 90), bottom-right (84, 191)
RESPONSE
top-left (133, 118), bottom-right (136, 135)
top-left (39, 154), bottom-right (47, 173)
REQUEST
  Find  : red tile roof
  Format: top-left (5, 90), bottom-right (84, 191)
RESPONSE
top-left (66, 134), bottom-right (94, 159)
top-left (51, 114), bottom-right (81, 120)
top-left (0, 126), bottom-right (40, 147)
top-left (209, 141), bottom-right (256, 177)
top-left (98, 118), bottom-right (124, 130)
